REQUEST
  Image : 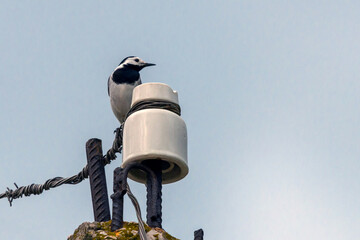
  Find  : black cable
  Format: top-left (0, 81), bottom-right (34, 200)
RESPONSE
top-left (126, 100), bottom-right (181, 119)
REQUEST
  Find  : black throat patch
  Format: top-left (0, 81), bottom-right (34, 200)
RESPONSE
top-left (112, 67), bottom-right (140, 84)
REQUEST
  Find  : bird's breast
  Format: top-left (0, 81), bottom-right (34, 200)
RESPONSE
top-left (109, 79), bottom-right (141, 122)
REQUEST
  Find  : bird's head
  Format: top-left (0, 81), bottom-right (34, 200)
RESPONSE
top-left (119, 56), bottom-right (156, 71)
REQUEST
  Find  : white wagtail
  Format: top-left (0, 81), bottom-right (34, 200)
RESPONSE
top-left (108, 56), bottom-right (156, 123)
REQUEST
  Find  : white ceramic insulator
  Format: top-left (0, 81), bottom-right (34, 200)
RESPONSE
top-left (122, 83), bottom-right (188, 184)
top-left (131, 82), bottom-right (179, 106)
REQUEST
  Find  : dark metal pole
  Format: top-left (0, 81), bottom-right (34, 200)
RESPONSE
top-left (86, 138), bottom-right (111, 222)
top-left (111, 167), bottom-right (126, 231)
top-left (145, 160), bottom-right (163, 228)
top-left (194, 229), bottom-right (204, 240)
top-left (110, 162), bottom-right (163, 230)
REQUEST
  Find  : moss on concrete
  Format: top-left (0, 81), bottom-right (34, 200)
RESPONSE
top-left (68, 221), bottom-right (178, 240)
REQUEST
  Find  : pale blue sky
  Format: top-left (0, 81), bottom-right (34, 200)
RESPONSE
top-left (1, 1), bottom-right (360, 239)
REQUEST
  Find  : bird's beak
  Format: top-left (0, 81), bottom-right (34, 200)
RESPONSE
top-left (143, 63), bottom-right (156, 67)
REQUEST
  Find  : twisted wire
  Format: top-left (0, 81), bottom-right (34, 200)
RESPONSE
top-left (0, 129), bottom-right (122, 206)
top-left (104, 125), bottom-right (124, 164)
top-left (0, 100), bottom-right (180, 207)
top-left (126, 183), bottom-right (148, 240)
top-left (126, 100), bottom-right (181, 119)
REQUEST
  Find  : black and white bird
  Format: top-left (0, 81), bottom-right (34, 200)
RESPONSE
top-left (108, 56), bottom-right (155, 123)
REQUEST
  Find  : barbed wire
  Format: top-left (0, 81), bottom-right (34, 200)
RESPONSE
top-left (0, 100), bottom-right (180, 207)
top-left (0, 126), bottom-right (123, 206)
top-left (0, 99), bottom-right (181, 240)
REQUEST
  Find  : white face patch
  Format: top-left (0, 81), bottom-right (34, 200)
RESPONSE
top-left (120, 57), bottom-right (145, 68)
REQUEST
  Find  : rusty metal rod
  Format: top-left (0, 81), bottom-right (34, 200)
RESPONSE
top-left (194, 229), bottom-right (204, 240)
top-left (111, 162), bottom-right (163, 230)
top-left (111, 167), bottom-right (126, 231)
top-left (145, 161), bottom-right (162, 228)
top-left (86, 138), bottom-right (111, 222)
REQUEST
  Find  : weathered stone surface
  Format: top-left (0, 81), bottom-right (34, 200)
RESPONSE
top-left (67, 221), bottom-right (179, 240)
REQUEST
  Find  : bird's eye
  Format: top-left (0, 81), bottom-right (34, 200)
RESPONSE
top-left (135, 59), bottom-right (140, 62)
